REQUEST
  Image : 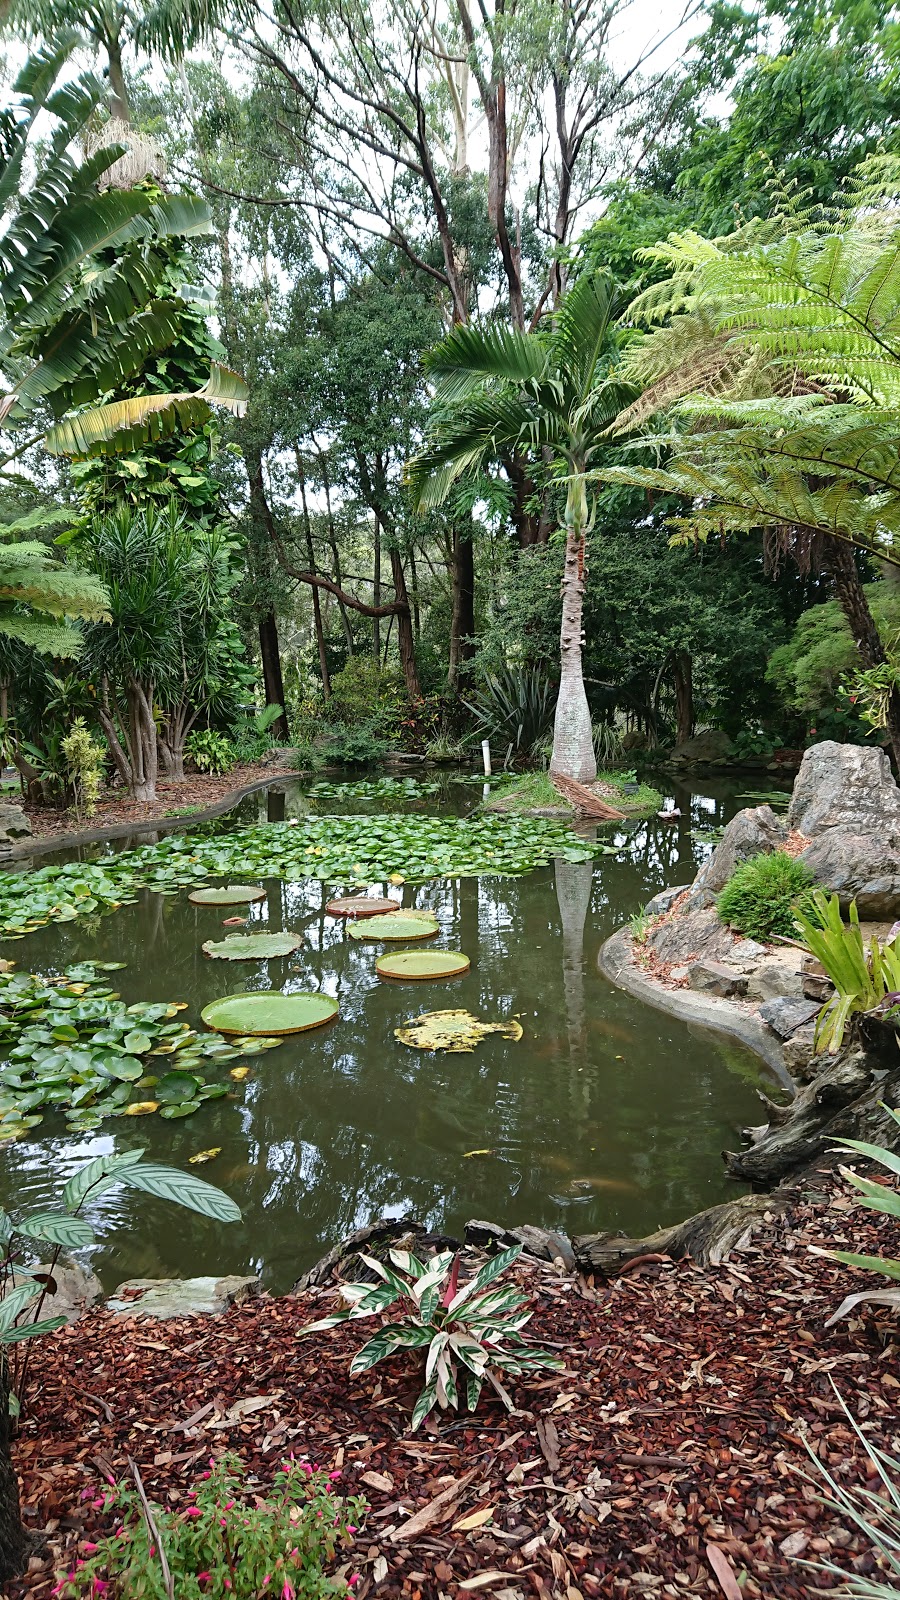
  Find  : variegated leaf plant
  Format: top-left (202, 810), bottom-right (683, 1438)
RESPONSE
top-left (300, 1244), bottom-right (564, 1429)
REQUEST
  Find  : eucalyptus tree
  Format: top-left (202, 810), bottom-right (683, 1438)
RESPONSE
top-left (410, 271), bottom-right (636, 782)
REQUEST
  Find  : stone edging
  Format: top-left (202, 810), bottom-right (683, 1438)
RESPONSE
top-left (599, 925), bottom-right (792, 1087)
top-left (8, 771), bottom-right (307, 862)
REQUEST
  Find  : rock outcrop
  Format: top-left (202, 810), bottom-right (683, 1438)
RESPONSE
top-left (788, 741), bottom-right (900, 835)
top-left (684, 805), bottom-right (786, 908)
top-left (667, 729), bottom-right (735, 767)
top-left (799, 827), bottom-right (900, 916)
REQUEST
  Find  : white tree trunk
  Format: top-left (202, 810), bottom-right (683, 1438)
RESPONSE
top-left (550, 523), bottom-right (596, 784)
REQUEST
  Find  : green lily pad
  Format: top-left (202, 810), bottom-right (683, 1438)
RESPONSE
top-left (348, 913), bottom-right (439, 942)
top-left (159, 1102), bottom-right (201, 1118)
top-left (157, 1070), bottom-right (202, 1104)
top-left (200, 992), bottom-right (339, 1036)
top-left (188, 885), bottom-right (267, 906)
top-left (376, 950), bottom-right (471, 981)
top-left (201, 933), bottom-right (304, 961)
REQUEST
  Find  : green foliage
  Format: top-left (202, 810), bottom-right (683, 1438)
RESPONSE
top-left (767, 582), bottom-right (900, 725)
top-left (327, 658), bottom-right (405, 733)
top-left (301, 1244), bottom-right (563, 1428)
top-left (795, 891), bottom-right (900, 1052)
top-left (0, 509), bottom-right (109, 658)
top-left (0, 961), bottom-right (280, 1135)
top-left (60, 718), bottom-right (104, 820)
top-left (717, 851), bottom-right (814, 940)
top-left (815, 1105), bottom-right (900, 1329)
top-left (58, 1455), bottom-right (363, 1600)
top-left (464, 669), bottom-right (556, 762)
top-left (0, 1146), bottom-right (240, 1413)
top-left (0, 815), bottom-right (600, 939)
top-left (318, 725), bottom-right (390, 765)
top-left (187, 728), bottom-right (235, 774)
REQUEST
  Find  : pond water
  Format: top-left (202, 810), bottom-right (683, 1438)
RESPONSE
top-left (0, 770), bottom-right (789, 1292)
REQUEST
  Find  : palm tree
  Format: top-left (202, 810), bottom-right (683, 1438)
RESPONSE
top-left (409, 272), bottom-right (636, 783)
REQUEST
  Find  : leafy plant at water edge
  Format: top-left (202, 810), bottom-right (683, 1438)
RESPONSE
top-left (318, 725), bottom-right (390, 765)
top-left (0, 963), bottom-right (281, 1134)
top-left (187, 728), bottom-right (235, 775)
top-left (56, 1453), bottom-right (364, 1600)
top-left (809, 1104), bottom-right (900, 1328)
top-left (0, 814), bottom-right (597, 939)
top-left (717, 851), bottom-right (814, 941)
top-left (61, 719), bottom-right (105, 822)
top-left (301, 1244), bottom-right (564, 1429)
top-left (795, 892), bottom-right (900, 1053)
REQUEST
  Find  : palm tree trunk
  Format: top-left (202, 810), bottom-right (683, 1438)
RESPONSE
top-left (550, 470), bottom-right (596, 784)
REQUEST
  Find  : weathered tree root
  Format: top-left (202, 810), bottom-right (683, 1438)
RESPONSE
top-left (571, 1190), bottom-right (794, 1274)
top-left (724, 1044), bottom-right (900, 1185)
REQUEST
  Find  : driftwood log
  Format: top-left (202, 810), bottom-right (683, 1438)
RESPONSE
top-left (571, 1190), bottom-right (794, 1273)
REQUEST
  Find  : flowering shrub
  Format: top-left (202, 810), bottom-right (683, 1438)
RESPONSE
top-left (55, 1455), bottom-right (365, 1599)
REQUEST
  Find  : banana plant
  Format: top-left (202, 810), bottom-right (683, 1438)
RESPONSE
top-left (301, 1244), bottom-right (564, 1429)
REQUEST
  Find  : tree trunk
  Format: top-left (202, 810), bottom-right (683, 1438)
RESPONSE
top-left (259, 612), bottom-right (290, 741)
top-left (389, 550), bottom-right (421, 701)
top-left (0, 1357), bottom-right (27, 1584)
top-left (448, 524), bottom-right (476, 688)
top-left (126, 681), bottom-right (158, 804)
top-left (320, 451), bottom-right (354, 654)
top-left (824, 537), bottom-right (900, 767)
top-left (373, 520), bottom-right (382, 662)
top-left (550, 467), bottom-right (596, 783)
top-left (106, 36), bottom-right (130, 124)
top-left (297, 456), bottom-right (331, 700)
top-left (673, 651), bottom-right (693, 745)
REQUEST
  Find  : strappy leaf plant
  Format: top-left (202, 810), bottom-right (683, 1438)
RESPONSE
top-left (301, 1245), bottom-right (564, 1429)
top-left (794, 891), bottom-right (900, 1052)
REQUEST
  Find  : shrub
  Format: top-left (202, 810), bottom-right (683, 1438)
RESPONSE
top-left (464, 668), bottom-right (556, 761)
top-left (795, 890), bottom-right (900, 1052)
top-left (716, 850), bottom-right (814, 940)
top-left (60, 718), bottom-right (105, 820)
top-left (810, 1103), bottom-right (900, 1327)
top-left (56, 1454), bottom-right (364, 1599)
top-left (318, 724), bottom-right (389, 765)
top-left (187, 728), bottom-right (235, 775)
top-left (328, 658), bottom-right (404, 734)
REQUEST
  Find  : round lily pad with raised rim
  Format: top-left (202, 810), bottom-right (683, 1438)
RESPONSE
top-left (201, 932), bottom-right (304, 961)
top-left (376, 950), bottom-right (470, 982)
top-left (325, 895), bottom-right (398, 918)
top-left (188, 885), bottom-right (266, 907)
top-left (201, 991), bottom-right (339, 1036)
top-left (349, 913), bottom-right (439, 942)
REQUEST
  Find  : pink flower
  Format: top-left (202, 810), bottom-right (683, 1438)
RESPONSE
top-left (347, 1525), bottom-right (357, 1535)
top-left (282, 1583), bottom-right (296, 1600)
top-left (91, 1582), bottom-right (108, 1596)
top-left (349, 1576), bottom-right (360, 1587)
top-left (183, 1507), bottom-right (203, 1518)
top-left (197, 1575), bottom-right (211, 1586)
top-left (328, 1471), bottom-right (341, 1481)
top-left (82, 1543), bottom-right (99, 1555)
top-left (223, 1500), bottom-right (236, 1511)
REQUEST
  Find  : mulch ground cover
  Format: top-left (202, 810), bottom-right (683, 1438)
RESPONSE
top-left (20, 764), bottom-right (291, 843)
top-left (9, 1173), bottom-right (899, 1600)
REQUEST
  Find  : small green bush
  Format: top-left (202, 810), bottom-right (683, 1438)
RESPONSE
top-left (187, 729), bottom-right (236, 775)
top-left (717, 850), bottom-right (814, 940)
top-left (319, 723), bottom-right (389, 765)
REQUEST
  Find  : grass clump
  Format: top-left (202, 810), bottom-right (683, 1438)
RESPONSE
top-left (596, 771), bottom-right (662, 816)
top-left (717, 850), bottom-right (814, 941)
top-left (486, 771), bottom-right (572, 813)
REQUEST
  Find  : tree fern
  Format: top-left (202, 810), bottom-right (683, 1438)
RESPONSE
top-left (0, 512), bottom-right (109, 657)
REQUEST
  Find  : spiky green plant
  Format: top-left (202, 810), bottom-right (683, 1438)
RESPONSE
top-left (794, 891), bottom-right (900, 1052)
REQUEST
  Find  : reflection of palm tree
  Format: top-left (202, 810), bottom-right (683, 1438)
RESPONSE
top-left (555, 857), bottom-right (593, 1073)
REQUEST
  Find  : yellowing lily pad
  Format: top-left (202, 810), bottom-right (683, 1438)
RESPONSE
top-left (189, 885), bottom-right (266, 906)
top-left (376, 951), bottom-right (470, 982)
top-left (121, 1101), bottom-right (159, 1116)
top-left (188, 1148), bottom-right (222, 1164)
top-left (229, 1066), bottom-right (251, 1081)
top-left (201, 933), bottom-right (304, 961)
top-left (201, 992), bottom-right (339, 1036)
top-left (395, 1009), bottom-right (523, 1052)
top-left (349, 913), bottom-right (439, 942)
top-left (325, 895), bottom-right (398, 918)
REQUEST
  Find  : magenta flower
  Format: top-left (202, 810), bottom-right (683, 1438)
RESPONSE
top-left (282, 1583), bottom-right (296, 1600)
top-left (183, 1507), bottom-right (203, 1518)
top-left (82, 1543), bottom-right (99, 1555)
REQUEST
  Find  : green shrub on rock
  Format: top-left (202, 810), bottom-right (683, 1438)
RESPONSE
top-left (717, 851), bottom-right (814, 940)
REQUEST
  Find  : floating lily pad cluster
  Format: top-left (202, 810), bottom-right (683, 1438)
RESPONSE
top-left (0, 963), bottom-right (281, 1137)
top-left (0, 815), bottom-right (596, 941)
top-left (308, 776), bottom-right (442, 802)
top-left (395, 1009), bottom-right (523, 1052)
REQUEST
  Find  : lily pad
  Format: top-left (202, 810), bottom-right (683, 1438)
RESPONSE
top-left (201, 932), bottom-right (304, 961)
top-left (325, 895), bottom-right (399, 918)
top-left (349, 913), bottom-right (440, 942)
top-left (200, 992), bottom-right (339, 1036)
top-left (395, 1009), bottom-right (523, 1052)
top-left (188, 885), bottom-right (266, 906)
top-left (376, 951), bottom-right (470, 982)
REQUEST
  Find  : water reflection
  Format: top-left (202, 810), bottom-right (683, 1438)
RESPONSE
top-left (0, 772), bottom-right (787, 1290)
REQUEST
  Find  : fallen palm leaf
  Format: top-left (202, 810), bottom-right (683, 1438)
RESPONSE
top-left (395, 1009), bottom-right (523, 1052)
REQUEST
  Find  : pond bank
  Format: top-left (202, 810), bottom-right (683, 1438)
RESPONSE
top-left (10, 1167), bottom-right (895, 1600)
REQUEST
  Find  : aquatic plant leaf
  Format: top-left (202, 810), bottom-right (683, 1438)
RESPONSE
top-left (159, 1102), bottom-right (201, 1118)
top-left (157, 1071), bottom-right (202, 1104)
top-left (121, 1101), bottom-right (159, 1115)
top-left (325, 895), bottom-right (398, 917)
top-left (201, 992), bottom-right (339, 1036)
top-left (395, 1010), bottom-right (523, 1053)
top-left (188, 885), bottom-right (266, 906)
top-left (201, 933), bottom-right (304, 961)
top-left (349, 913), bottom-right (439, 942)
top-left (376, 951), bottom-right (470, 982)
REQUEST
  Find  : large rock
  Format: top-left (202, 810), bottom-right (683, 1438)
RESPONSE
top-left (685, 805), bottom-right (787, 907)
top-left (800, 827), bottom-right (900, 917)
top-left (647, 906), bottom-right (735, 965)
top-left (788, 741), bottom-right (900, 836)
top-left (745, 951), bottom-right (807, 1002)
top-left (757, 997), bottom-right (821, 1038)
top-left (107, 1275), bottom-right (259, 1318)
top-left (13, 1262), bottom-right (102, 1324)
top-left (688, 959), bottom-right (747, 997)
top-left (0, 801), bottom-right (31, 841)
top-left (669, 729), bottom-right (734, 766)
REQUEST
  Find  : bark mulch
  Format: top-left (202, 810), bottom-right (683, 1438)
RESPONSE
top-left (20, 764), bottom-right (290, 843)
top-left (9, 1174), bottom-right (900, 1600)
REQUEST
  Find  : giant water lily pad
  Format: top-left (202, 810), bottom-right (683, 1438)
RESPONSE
top-left (201, 933), bottom-right (304, 961)
top-left (376, 951), bottom-right (470, 982)
top-left (348, 912), bottom-right (439, 942)
top-left (201, 991), bottom-right (339, 1036)
top-left (189, 885), bottom-right (266, 907)
top-left (395, 1009), bottom-right (523, 1052)
top-left (325, 895), bottom-right (399, 918)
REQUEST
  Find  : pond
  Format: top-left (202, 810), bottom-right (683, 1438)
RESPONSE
top-left (0, 770), bottom-right (788, 1293)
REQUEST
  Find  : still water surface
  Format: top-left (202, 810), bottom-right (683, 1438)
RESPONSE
top-left (0, 772), bottom-right (785, 1291)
